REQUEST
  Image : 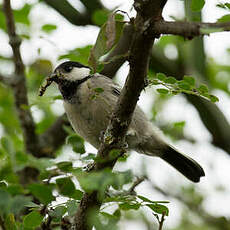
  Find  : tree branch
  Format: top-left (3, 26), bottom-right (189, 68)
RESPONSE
top-left (39, 114), bottom-right (69, 156)
top-left (3, 0), bottom-right (39, 156)
top-left (153, 20), bottom-right (230, 38)
top-left (43, 0), bottom-right (104, 26)
top-left (74, 1), bottom-right (168, 229)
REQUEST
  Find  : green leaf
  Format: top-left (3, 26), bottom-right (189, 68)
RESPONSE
top-left (88, 19), bottom-right (125, 72)
top-left (66, 134), bottom-right (85, 154)
top-left (23, 211), bottom-right (43, 228)
top-left (56, 177), bottom-right (83, 199)
top-left (198, 84), bottom-right (209, 93)
top-left (156, 73), bottom-right (166, 81)
top-left (24, 201), bottom-right (41, 209)
top-left (183, 76), bottom-right (195, 86)
top-left (164, 77), bottom-right (177, 84)
top-left (10, 195), bottom-right (31, 215)
top-left (146, 203), bottom-right (169, 216)
top-left (178, 81), bottom-right (191, 90)
top-left (209, 94), bottom-right (219, 103)
top-left (119, 202), bottom-right (141, 210)
top-left (138, 195), bottom-right (155, 203)
top-left (1, 137), bottom-right (14, 156)
top-left (5, 214), bottom-right (17, 230)
top-left (49, 206), bottom-right (66, 222)
top-left (0, 189), bottom-right (11, 215)
top-left (41, 24), bottom-right (57, 33)
top-left (13, 4), bottom-right (31, 26)
top-left (28, 184), bottom-right (54, 205)
top-left (92, 9), bottom-right (109, 26)
top-left (56, 161), bottom-right (73, 172)
top-left (191, 0), bottom-right (205, 12)
top-left (156, 88), bottom-right (169, 94)
top-left (217, 14), bottom-right (230, 22)
top-left (67, 200), bottom-right (78, 216)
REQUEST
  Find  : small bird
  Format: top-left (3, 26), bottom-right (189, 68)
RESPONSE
top-left (44, 61), bottom-right (205, 182)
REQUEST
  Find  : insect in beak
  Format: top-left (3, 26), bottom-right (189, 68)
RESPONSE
top-left (39, 72), bottom-right (59, 97)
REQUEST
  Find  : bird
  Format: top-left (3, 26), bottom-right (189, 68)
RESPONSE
top-left (46, 61), bottom-right (205, 183)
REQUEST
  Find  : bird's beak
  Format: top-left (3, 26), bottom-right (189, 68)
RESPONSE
top-left (49, 72), bottom-right (59, 82)
top-left (49, 69), bottom-right (64, 83)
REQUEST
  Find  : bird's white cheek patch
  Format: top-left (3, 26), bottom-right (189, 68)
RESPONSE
top-left (68, 68), bottom-right (91, 81)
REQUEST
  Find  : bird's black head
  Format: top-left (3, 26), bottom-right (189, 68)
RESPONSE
top-left (51, 61), bottom-right (91, 82)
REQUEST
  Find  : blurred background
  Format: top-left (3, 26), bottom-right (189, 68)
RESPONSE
top-left (0, 0), bottom-right (230, 229)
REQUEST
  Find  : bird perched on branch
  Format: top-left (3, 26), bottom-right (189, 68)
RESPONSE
top-left (40, 61), bottom-right (205, 183)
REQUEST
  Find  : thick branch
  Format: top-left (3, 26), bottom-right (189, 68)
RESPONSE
top-left (153, 20), bottom-right (230, 38)
top-left (74, 1), bottom-right (168, 229)
top-left (3, 0), bottom-right (39, 156)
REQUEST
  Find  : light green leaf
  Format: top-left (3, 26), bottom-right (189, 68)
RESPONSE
top-left (67, 200), bottom-right (78, 216)
top-left (156, 88), bottom-right (169, 94)
top-left (23, 211), bottom-right (43, 228)
top-left (198, 84), bottom-right (209, 93)
top-left (178, 81), bottom-right (191, 90)
top-left (183, 76), bottom-right (195, 86)
top-left (41, 24), bottom-right (57, 33)
top-left (156, 73), bottom-right (166, 81)
top-left (217, 14), bottom-right (230, 22)
top-left (164, 77), bottom-right (177, 84)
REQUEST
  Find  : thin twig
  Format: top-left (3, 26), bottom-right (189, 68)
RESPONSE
top-left (128, 177), bottom-right (146, 195)
top-left (158, 212), bottom-right (166, 230)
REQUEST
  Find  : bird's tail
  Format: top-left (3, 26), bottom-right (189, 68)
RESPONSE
top-left (160, 146), bottom-right (205, 183)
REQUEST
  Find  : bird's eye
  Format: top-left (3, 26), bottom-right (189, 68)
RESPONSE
top-left (64, 66), bottom-right (73, 72)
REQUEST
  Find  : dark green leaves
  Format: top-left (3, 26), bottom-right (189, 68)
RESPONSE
top-left (146, 204), bottom-right (169, 216)
top-left (28, 184), bottom-right (55, 205)
top-left (151, 74), bottom-right (219, 103)
top-left (56, 177), bottom-right (83, 200)
top-left (66, 134), bottom-right (85, 154)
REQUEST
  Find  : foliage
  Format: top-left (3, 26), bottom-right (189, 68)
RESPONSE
top-left (0, 0), bottom-right (229, 230)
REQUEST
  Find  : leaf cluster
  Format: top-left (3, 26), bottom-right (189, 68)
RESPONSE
top-left (151, 73), bottom-right (219, 103)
